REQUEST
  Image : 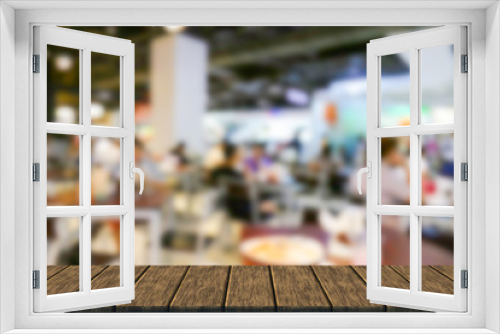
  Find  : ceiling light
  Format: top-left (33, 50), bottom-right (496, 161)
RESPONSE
top-left (163, 26), bottom-right (186, 33)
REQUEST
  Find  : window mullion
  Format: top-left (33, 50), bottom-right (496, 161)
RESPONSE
top-left (409, 47), bottom-right (420, 294)
top-left (81, 48), bottom-right (92, 294)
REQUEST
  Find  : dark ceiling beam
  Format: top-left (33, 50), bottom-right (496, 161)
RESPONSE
top-left (209, 27), bottom-right (414, 68)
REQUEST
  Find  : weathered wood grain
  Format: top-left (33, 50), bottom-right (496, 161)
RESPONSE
top-left (117, 266), bottom-right (188, 312)
top-left (352, 265), bottom-right (418, 312)
top-left (76, 266), bottom-right (149, 313)
top-left (431, 265), bottom-right (454, 281)
top-left (90, 265), bottom-right (149, 291)
top-left (313, 266), bottom-right (384, 312)
top-left (271, 266), bottom-right (331, 312)
top-left (47, 265), bottom-right (69, 280)
top-left (382, 265), bottom-right (409, 290)
top-left (353, 266), bottom-right (410, 290)
top-left (52, 265), bottom-right (454, 313)
top-left (226, 266), bottom-right (275, 312)
top-left (47, 265), bottom-right (107, 295)
top-left (170, 266), bottom-right (230, 312)
top-left (395, 265), bottom-right (454, 295)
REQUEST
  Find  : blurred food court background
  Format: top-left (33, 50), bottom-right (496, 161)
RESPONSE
top-left (46, 26), bottom-right (455, 268)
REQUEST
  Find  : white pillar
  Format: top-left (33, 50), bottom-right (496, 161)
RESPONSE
top-left (150, 33), bottom-right (208, 157)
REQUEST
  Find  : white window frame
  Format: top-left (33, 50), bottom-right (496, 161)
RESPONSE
top-left (366, 26), bottom-right (467, 312)
top-left (0, 2), bottom-right (498, 333)
top-left (33, 26), bottom-right (136, 313)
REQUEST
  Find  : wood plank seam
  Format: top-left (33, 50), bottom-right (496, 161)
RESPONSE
top-left (429, 265), bottom-right (454, 281)
top-left (269, 266), bottom-right (279, 312)
top-left (310, 266), bottom-right (333, 311)
top-left (90, 265), bottom-right (110, 282)
top-left (224, 266), bottom-right (233, 311)
top-left (134, 265), bottom-right (151, 285)
top-left (350, 266), bottom-right (367, 283)
top-left (389, 266), bottom-right (410, 282)
top-left (350, 266), bottom-right (388, 312)
top-left (47, 265), bottom-right (70, 281)
top-left (168, 266), bottom-right (192, 311)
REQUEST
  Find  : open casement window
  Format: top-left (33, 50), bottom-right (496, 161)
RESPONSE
top-left (33, 26), bottom-right (140, 312)
top-left (364, 26), bottom-right (467, 312)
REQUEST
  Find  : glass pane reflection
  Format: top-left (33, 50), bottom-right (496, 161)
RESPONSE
top-left (47, 134), bottom-right (79, 206)
top-left (91, 52), bottom-right (121, 127)
top-left (47, 217), bottom-right (79, 295)
top-left (381, 137), bottom-right (410, 205)
top-left (381, 215), bottom-right (410, 290)
top-left (421, 216), bottom-right (454, 294)
top-left (91, 137), bottom-right (121, 206)
top-left (421, 133), bottom-right (454, 206)
top-left (421, 45), bottom-right (454, 124)
top-left (380, 52), bottom-right (411, 128)
top-left (91, 216), bottom-right (120, 290)
top-left (47, 45), bottom-right (80, 124)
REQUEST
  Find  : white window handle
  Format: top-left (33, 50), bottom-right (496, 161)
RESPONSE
top-left (129, 162), bottom-right (144, 195)
top-left (356, 162), bottom-right (371, 195)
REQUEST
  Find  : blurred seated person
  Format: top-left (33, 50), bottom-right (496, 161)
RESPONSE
top-left (169, 142), bottom-right (191, 172)
top-left (211, 144), bottom-right (277, 222)
top-left (244, 143), bottom-right (272, 176)
top-left (244, 143), bottom-right (290, 185)
top-left (204, 141), bottom-right (227, 172)
top-left (380, 137), bottom-right (410, 205)
top-left (210, 143), bottom-right (243, 185)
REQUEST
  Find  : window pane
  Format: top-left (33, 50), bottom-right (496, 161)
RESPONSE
top-left (421, 217), bottom-right (454, 294)
top-left (91, 137), bottom-right (121, 205)
top-left (421, 133), bottom-right (454, 206)
top-left (47, 45), bottom-right (80, 124)
top-left (91, 216), bottom-right (120, 290)
top-left (420, 45), bottom-right (454, 124)
top-left (91, 52), bottom-right (121, 127)
top-left (47, 134), bottom-right (80, 206)
top-left (380, 52), bottom-right (410, 128)
top-left (381, 215), bottom-right (410, 290)
top-left (381, 136), bottom-right (410, 205)
top-left (47, 217), bottom-right (80, 295)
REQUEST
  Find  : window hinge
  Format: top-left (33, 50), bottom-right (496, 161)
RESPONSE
top-left (461, 162), bottom-right (468, 181)
top-left (33, 270), bottom-right (40, 289)
top-left (461, 54), bottom-right (468, 73)
top-left (461, 270), bottom-right (468, 289)
top-left (33, 163), bottom-right (40, 182)
top-left (33, 54), bottom-right (40, 73)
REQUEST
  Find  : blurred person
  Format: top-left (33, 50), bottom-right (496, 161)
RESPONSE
top-left (210, 143), bottom-right (243, 185)
top-left (170, 141), bottom-right (191, 172)
top-left (204, 141), bottom-right (228, 172)
top-left (379, 137), bottom-right (411, 266)
top-left (308, 140), bottom-right (345, 196)
top-left (213, 143), bottom-right (278, 223)
top-left (244, 143), bottom-right (272, 177)
top-left (245, 143), bottom-right (291, 185)
top-left (380, 137), bottom-right (410, 205)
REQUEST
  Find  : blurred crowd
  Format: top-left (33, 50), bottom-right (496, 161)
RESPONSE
top-left (46, 26), bottom-right (455, 270)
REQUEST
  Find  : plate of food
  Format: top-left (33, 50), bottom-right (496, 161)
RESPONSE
top-left (240, 235), bottom-right (325, 265)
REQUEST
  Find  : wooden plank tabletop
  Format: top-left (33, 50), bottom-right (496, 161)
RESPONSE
top-left (226, 266), bottom-right (276, 312)
top-left (272, 266), bottom-right (331, 312)
top-left (313, 266), bottom-right (384, 312)
top-left (352, 265), bottom-right (414, 312)
top-left (394, 265), bottom-right (454, 295)
top-left (117, 266), bottom-right (187, 312)
top-left (170, 266), bottom-right (230, 312)
top-left (47, 265), bottom-right (107, 295)
top-left (44, 265), bottom-right (454, 313)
